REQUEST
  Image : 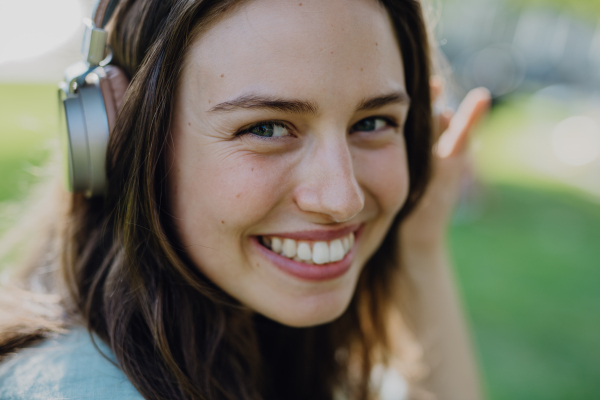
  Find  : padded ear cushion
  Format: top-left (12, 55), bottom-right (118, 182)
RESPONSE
top-left (99, 65), bottom-right (130, 132)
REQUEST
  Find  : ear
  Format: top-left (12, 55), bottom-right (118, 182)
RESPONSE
top-left (99, 65), bottom-right (130, 132)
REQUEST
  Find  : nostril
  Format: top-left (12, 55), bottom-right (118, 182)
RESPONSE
top-left (329, 193), bottom-right (365, 223)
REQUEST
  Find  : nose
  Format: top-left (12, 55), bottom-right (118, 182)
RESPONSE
top-left (293, 136), bottom-right (365, 223)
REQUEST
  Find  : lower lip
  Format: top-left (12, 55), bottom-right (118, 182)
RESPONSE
top-left (251, 232), bottom-right (360, 282)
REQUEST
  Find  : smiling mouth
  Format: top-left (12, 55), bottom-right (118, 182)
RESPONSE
top-left (258, 232), bottom-right (355, 265)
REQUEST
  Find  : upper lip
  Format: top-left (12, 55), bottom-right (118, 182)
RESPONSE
top-left (258, 223), bottom-right (362, 242)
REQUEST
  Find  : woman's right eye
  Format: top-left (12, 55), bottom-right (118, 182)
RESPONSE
top-left (244, 121), bottom-right (291, 138)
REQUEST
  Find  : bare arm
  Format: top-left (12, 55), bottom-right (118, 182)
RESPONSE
top-left (398, 87), bottom-right (491, 400)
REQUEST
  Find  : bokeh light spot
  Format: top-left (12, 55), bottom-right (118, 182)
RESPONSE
top-left (552, 116), bottom-right (600, 166)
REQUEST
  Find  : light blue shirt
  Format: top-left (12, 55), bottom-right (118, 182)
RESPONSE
top-left (0, 328), bottom-right (408, 400)
top-left (0, 327), bottom-right (144, 400)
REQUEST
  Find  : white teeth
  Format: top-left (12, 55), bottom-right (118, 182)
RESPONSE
top-left (282, 238), bottom-right (297, 258)
top-left (271, 237), bottom-right (283, 253)
top-left (261, 231), bottom-right (356, 265)
top-left (342, 237), bottom-right (350, 252)
top-left (312, 241), bottom-right (330, 264)
top-left (294, 255), bottom-right (313, 264)
top-left (329, 239), bottom-right (345, 262)
top-left (297, 242), bottom-right (312, 261)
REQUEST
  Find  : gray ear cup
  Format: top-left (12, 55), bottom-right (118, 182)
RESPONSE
top-left (60, 71), bottom-right (110, 197)
top-left (60, 0), bottom-right (123, 197)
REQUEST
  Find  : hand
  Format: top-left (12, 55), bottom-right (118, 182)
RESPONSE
top-left (400, 82), bottom-right (491, 249)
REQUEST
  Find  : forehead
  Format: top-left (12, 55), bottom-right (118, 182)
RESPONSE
top-left (184, 0), bottom-right (406, 107)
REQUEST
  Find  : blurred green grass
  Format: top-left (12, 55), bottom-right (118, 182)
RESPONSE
top-left (1, 84), bottom-right (599, 399)
top-left (0, 84), bottom-right (58, 202)
top-left (452, 185), bottom-right (600, 399)
top-left (506, 0), bottom-right (600, 22)
top-left (442, 0), bottom-right (600, 23)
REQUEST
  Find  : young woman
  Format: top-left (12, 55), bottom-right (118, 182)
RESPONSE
top-left (0, 0), bottom-right (490, 399)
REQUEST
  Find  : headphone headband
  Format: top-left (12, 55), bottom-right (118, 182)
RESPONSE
top-left (93, 0), bottom-right (120, 28)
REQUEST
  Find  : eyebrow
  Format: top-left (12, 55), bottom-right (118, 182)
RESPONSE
top-left (356, 91), bottom-right (411, 111)
top-left (208, 91), bottom-right (410, 114)
top-left (209, 94), bottom-right (318, 115)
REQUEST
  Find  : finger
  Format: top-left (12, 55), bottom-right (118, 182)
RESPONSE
top-left (436, 87), bottom-right (491, 158)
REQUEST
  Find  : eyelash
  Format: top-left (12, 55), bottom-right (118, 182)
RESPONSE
top-left (236, 116), bottom-right (399, 139)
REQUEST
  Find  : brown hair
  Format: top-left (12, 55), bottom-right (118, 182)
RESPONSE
top-left (0, 0), bottom-right (432, 399)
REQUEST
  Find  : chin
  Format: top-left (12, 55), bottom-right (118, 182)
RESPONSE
top-left (259, 288), bottom-right (356, 328)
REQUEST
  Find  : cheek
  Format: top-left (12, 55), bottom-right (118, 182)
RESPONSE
top-left (354, 142), bottom-right (409, 215)
top-left (169, 135), bottom-right (288, 249)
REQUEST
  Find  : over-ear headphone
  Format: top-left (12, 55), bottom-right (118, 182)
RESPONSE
top-left (59, 0), bottom-right (129, 197)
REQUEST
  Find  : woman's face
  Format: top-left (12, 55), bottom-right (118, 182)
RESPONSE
top-left (170, 0), bottom-right (410, 327)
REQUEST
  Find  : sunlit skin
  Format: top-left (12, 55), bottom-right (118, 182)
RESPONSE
top-left (169, 0), bottom-right (411, 327)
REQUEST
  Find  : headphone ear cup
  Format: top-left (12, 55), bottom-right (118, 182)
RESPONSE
top-left (99, 65), bottom-right (130, 132)
top-left (60, 65), bottom-right (129, 196)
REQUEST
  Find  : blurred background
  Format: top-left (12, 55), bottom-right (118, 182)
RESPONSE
top-left (0, 0), bottom-right (599, 398)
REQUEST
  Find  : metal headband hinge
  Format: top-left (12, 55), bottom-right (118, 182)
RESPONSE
top-left (81, 18), bottom-right (108, 67)
top-left (62, 19), bottom-right (110, 95)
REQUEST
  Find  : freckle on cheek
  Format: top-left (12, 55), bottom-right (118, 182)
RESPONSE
top-left (236, 193), bottom-right (242, 199)
top-left (221, 220), bottom-right (225, 224)
top-left (220, 74), bottom-right (224, 78)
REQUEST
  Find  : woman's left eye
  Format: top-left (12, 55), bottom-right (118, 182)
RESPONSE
top-left (351, 117), bottom-right (391, 132)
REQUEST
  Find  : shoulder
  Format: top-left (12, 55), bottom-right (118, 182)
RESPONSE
top-left (0, 327), bottom-right (144, 400)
